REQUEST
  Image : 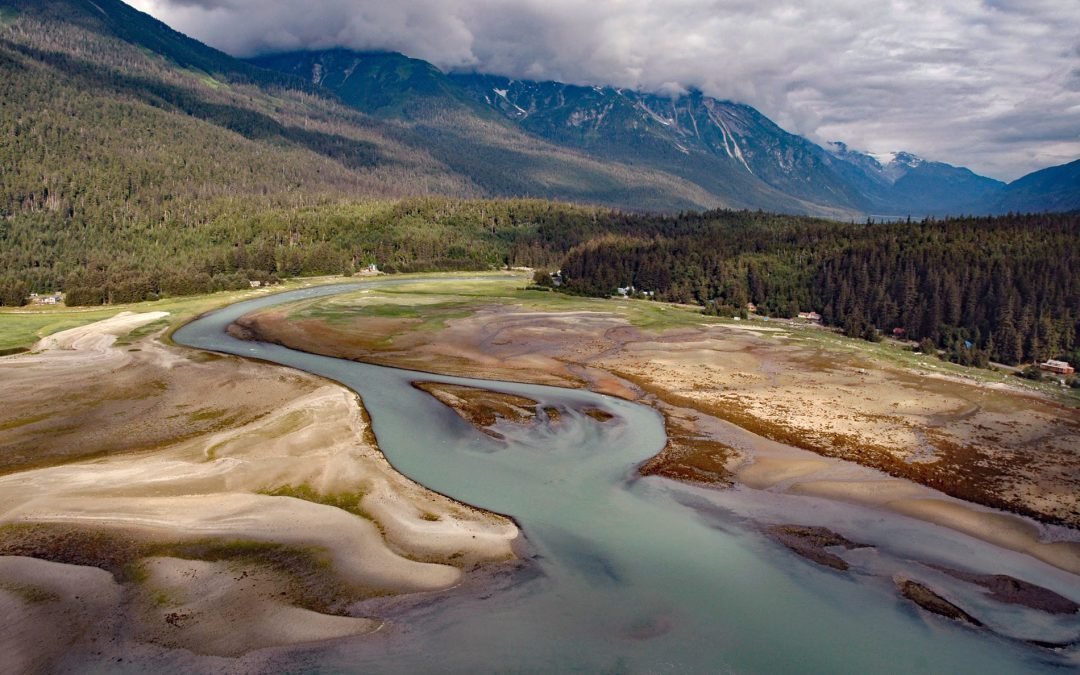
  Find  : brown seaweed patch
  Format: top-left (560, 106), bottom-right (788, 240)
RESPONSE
top-left (766, 525), bottom-right (865, 571)
top-left (929, 565), bottom-right (1080, 615)
top-left (614, 370), bottom-right (1077, 528)
top-left (630, 391), bottom-right (734, 485)
top-left (414, 382), bottom-right (538, 434)
top-left (896, 577), bottom-right (983, 626)
top-left (582, 407), bottom-right (615, 422)
top-left (638, 432), bottom-right (736, 486)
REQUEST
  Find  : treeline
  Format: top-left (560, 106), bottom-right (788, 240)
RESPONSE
top-left (0, 197), bottom-right (602, 305)
top-left (814, 218), bottom-right (1077, 366)
top-left (5, 186), bottom-right (1077, 370)
top-left (555, 211), bottom-right (1080, 366)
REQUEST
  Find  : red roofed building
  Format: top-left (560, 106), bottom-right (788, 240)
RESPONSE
top-left (1040, 360), bottom-right (1075, 375)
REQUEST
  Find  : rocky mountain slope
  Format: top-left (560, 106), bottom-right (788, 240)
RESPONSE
top-left (257, 48), bottom-right (1075, 217)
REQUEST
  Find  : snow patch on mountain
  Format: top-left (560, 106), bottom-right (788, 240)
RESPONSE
top-left (869, 151), bottom-right (899, 166)
top-left (493, 87), bottom-right (528, 116)
top-left (636, 102), bottom-right (674, 127)
top-left (705, 105), bottom-right (753, 174)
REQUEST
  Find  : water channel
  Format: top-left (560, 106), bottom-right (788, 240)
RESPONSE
top-left (171, 279), bottom-right (1079, 674)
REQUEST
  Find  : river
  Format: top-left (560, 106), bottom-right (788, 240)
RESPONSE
top-left (171, 279), bottom-right (1079, 674)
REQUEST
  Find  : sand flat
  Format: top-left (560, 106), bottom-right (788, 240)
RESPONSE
top-left (0, 311), bottom-right (518, 663)
top-left (239, 295), bottom-right (1080, 573)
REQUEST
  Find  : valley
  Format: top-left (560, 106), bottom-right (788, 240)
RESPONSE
top-left (0, 0), bottom-right (1077, 671)
top-left (1, 273), bottom-right (1077, 671)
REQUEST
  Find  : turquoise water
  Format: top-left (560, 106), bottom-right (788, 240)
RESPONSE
top-left (171, 280), bottom-right (1078, 674)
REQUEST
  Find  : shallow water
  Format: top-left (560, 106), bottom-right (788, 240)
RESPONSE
top-left (171, 279), bottom-right (1079, 674)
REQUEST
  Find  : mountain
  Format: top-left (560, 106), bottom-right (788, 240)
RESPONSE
top-left (1, 0), bottom-right (1075, 298)
top-left (451, 76), bottom-right (1029, 217)
top-left (825, 145), bottom-right (1007, 215)
top-left (251, 49), bottom-right (479, 119)
top-left (252, 51), bottom-right (870, 217)
top-left (988, 159), bottom-right (1080, 214)
top-left (255, 49), bottom-right (1058, 218)
top-left (245, 50), bottom-right (727, 212)
top-left (0, 0), bottom-right (1075, 307)
top-left (1, 0), bottom-right (751, 292)
top-left (450, 77), bottom-right (866, 215)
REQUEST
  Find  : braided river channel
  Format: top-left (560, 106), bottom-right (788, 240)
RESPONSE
top-left (172, 279), bottom-right (1079, 674)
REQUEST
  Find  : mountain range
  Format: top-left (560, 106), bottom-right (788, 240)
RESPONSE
top-left (251, 49), bottom-right (1078, 217)
top-left (1, 0), bottom-right (1076, 228)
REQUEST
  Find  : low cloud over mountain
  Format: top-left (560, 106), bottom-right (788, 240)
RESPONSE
top-left (129, 0), bottom-right (1079, 181)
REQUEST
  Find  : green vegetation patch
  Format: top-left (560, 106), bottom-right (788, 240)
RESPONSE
top-left (0, 309), bottom-right (118, 351)
top-left (0, 523), bottom-right (368, 615)
top-left (0, 287), bottom-right (247, 351)
top-left (0, 6), bottom-right (20, 24)
top-left (186, 407), bottom-right (228, 423)
top-left (114, 318), bottom-right (171, 346)
top-left (181, 67), bottom-right (226, 89)
top-left (0, 581), bottom-right (60, 604)
top-left (260, 483), bottom-right (373, 521)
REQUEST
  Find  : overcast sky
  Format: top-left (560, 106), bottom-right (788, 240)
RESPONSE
top-left (128, 0), bottom-right (1079, 181)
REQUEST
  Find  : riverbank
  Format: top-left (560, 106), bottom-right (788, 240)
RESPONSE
top-left (3, 274), bottom-right (1078, 671)
top-left (232, 278), bottom-right (1080, 576)
top-left (0, 308), bottom-right (517, 671)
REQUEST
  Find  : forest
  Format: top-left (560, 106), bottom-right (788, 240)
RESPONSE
top-left (3, 187), bottom-right (1077, 368)
top-left (553, 211), bottom-right (1080, 367)
top-left (1, 3), bottom-right (1076, 369)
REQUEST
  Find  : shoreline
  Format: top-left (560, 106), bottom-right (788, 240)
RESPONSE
top-left (231, 302), bottom-right (1080, 577)
top-left (0, 311), bottom-right (521, 669)
top-left (3, 280), bottom-right (1078, 668)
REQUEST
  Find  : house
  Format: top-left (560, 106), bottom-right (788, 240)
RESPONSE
top-left (33, 293), bottom-right (62, 306)
top-left (797, 311), bottom-right (822, 322)
top-left (1039, 360), bottom-right (1075, 375)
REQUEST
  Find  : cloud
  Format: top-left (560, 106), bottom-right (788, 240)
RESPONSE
top-left (128, 0), bottom-right (1080, 180)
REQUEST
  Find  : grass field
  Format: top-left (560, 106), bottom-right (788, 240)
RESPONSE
top-left (4, 271), bottom-right (1075, 405)
top-left (0, 276), bottom-right (356, 352)
top-left (262, 273), bottom-right (1080, 406)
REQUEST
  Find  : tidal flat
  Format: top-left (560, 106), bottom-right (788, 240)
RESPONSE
top-left (1, 273), bottom-right (1078, 672)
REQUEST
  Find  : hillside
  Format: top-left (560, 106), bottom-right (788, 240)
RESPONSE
top-left (988, 159), bottom-right (1080, 214)
top-left (0, 0), bottom-right (492, 289)
top-left (257, 48), bottom-right (1075, 218)
top-left (1, 0), bottom-right (1076, 303)
top-left (0, 0), bottom-right (729, 296)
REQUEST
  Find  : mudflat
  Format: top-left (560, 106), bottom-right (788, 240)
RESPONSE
top-left (0, 308), bottom-right (517, 671)
top-left (235, 279), bottom-right (1080, 574)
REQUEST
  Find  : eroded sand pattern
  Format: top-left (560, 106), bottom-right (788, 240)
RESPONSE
top-left (239, 286), bottom-right (1080, 572)
top-left (2, 276), bottom-right (1078, 672)
top-left (0, 309), bottom-right (516, 671)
